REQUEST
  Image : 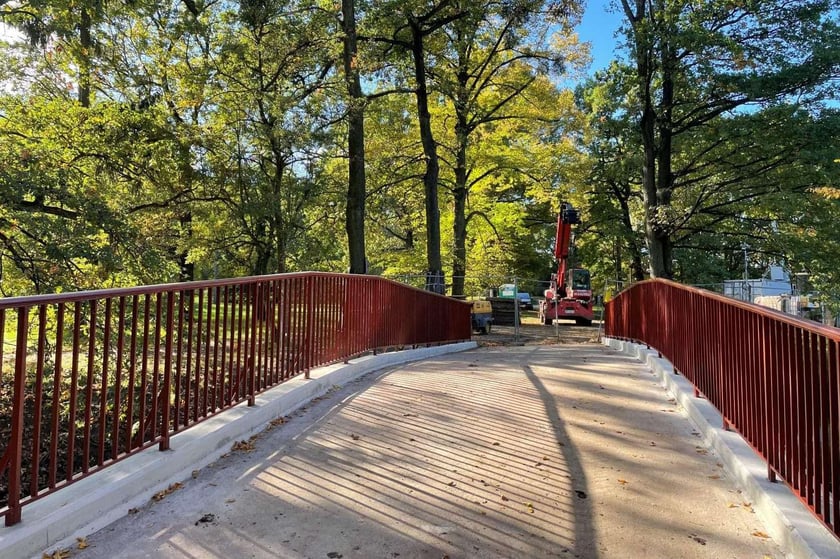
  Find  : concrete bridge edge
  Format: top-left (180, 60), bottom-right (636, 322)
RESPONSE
top-left (0, 341), bottom-right (478, 559)
top-left (603, 337), bottom-right (840, 559)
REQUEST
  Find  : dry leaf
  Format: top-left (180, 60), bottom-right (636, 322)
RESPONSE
top-left (231, 439), bottom-right (256, 452)
top-left (270, 416), bottom-right (288, 426)
top-left (128, 507), bottom-right (139, 514)
top-left (501, 495), bottom-right (509, 502)
top-left (152, 482), bottom-right (184, 501)
top-left (350, 434), bottom-right (361, 441)
top-left (617, 479), bottom-right (628, 485)
top-left (43, 549), bottom-right (71, 559)
top-left (752, 531), bottom-right (770, 539)
top-left (492, 442), bottom-right (500, 446)
top-left (728, 503), bottom-right (739, 508)
top-left (524, 502), bottom-right (535, 513)
top-left (76, 537), bottom-right (89, 549)
top-left (708, 474), bottom-right (720, 479)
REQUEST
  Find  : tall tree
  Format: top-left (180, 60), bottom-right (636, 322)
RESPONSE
top-left (619, 0), bottom-right (840, 277)
top-left (342, 0), bottom-right (367, 274)
top-left (434, 0), bottom-right (584, 295)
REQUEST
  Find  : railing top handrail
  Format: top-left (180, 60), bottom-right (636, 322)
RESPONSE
top-left (0, 271), bottom-right (472, 310)
top-left (615, 277), bottom-right (840, 341)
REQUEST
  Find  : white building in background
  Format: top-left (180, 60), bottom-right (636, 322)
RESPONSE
top-left (724, 265), bottom-right (818, 318)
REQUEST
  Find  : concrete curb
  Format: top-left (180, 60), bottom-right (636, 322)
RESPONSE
top-left (1, 341), bottom-right (477, 559)
top-left (603, 337), bottom-right (840, 559)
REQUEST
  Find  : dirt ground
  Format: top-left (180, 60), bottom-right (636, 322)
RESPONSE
top-left (475, 310), bottom-right (603, 346)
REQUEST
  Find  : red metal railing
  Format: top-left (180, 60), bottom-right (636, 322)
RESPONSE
top-left (0, 272), bottom-right (471, 525)
top-left (605, 278), bottom-right (840, 538)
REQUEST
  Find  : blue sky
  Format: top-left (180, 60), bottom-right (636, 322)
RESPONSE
top-left (576, 0), bottom-right (626, 73)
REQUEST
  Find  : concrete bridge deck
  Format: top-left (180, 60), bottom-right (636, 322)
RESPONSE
top-left (48, 341), bottom-right (790, 559)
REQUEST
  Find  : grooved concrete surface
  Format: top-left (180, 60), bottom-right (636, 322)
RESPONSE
top-left (63, 344), bottom-right (782, 559)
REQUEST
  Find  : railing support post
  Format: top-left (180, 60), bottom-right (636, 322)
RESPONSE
top-left (6, 307), bottom-right (29, 526)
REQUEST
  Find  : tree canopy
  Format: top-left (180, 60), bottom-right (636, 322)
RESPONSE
top-left (0, 0), bottom-right (838, 314)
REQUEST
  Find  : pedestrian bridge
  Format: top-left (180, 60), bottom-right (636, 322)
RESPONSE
top-left (1, 275), bottom-right (839, 558)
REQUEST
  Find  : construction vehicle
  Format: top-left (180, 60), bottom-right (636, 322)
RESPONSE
top-left (539, 203), bottom-right (594, 326)
top-left (471, 300), bottom-right (494, 334)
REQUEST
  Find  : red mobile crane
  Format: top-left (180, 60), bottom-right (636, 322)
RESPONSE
top-left (539, 203), bottom-right (594, 326)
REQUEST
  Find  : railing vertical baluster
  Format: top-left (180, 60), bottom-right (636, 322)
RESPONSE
top-left (234, 285), bottom-right (244, 402)
top-left (247, 282), bottom-right (257, 406)
top-left (212, 286), bottom-right (221, 411)
top-left (203, 288), bottom-right (212, 416)
top-left (49, 304), bottom-right (65, 489)
top-left (305, 276), bottom-right (313, 378)
top-left (174, 291), bottom-right (185, 431)
top-left (30, 305), bottom-right (47, 497)
top-left (220, 286), bottom-right (229, 405)
top-left (150, 294), bottom-right (162, 445)
top-left (112, 297), bottom-right (125, 461)
top-left (68, 302), bottom-right (81, 474)
top-left (160, 291), bottom-right (175, 451)
top-left (185, 290), bottom-right (195, 422)
top-left (98, 298), bottom-right (112, 466)
top-left (139, 295), bottom-right (151, 446)
top-left (83, 301), bottom-right (97, 473)
top-left (194, 289), bottom-right (204, 420)
top-left (125, 296), bottom-right (138, 452)
top-left (5, 306), bottom-right (29, 526)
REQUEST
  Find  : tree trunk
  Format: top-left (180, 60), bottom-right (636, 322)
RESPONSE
top-left (342, 0), bottom-right (367, 274)
top-left (409, 17), bottom-right (443, 293)
top-left (654, 40), bottom-right (675, 279)
top-left (178, 212), bottom-right (194, 281)
top-left (450, 49), bottom-right (470, 298)
top-left (616, 193), bottom-right (645, 282)
top-left (79, 7), bottom-right (92, 107)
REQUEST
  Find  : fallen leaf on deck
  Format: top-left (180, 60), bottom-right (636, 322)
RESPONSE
top-left (152, 482), bottom-right (184, 501)
top-left (752, 531), bottom-right (770, 539)
top-left (350, 434), bottom-right (361, 441)
top-left (231, 439), bottom-right (256, 452)
top-left (42, 549), bottom-right (71, 559)
top-left (76, 537), bottom-right (89, 549)
top-left (617, 479), bottom-right (628, 485)
top-left (708, 474), bottom-right (720, 479)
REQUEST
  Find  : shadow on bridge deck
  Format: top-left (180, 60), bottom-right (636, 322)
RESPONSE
top-left (46, 343), bottom-right (783, 559)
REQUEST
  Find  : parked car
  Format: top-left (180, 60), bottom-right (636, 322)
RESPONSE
top-left (517, 292), bottom-right (533, 310)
